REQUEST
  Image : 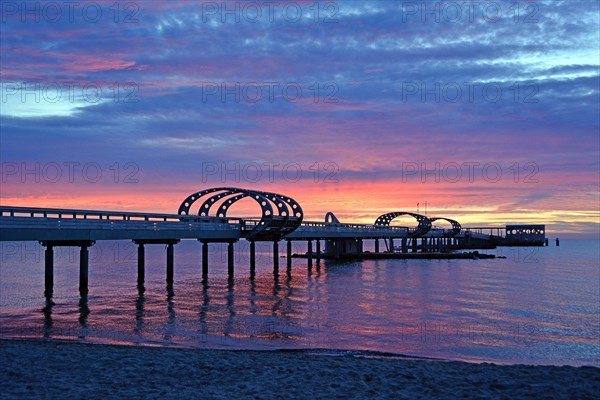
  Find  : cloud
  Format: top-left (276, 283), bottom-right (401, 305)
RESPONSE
top-left (1, 0), bottom-right (598, 237)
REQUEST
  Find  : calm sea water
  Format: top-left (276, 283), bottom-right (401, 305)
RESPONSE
top-left (1, 239), bottom-right (598, 366)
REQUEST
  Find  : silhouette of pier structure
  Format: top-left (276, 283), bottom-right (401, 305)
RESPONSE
top-left (0, 187), bottom-right (546, 295)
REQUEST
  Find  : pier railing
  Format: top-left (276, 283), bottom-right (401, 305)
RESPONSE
top-left (0, 206), bottom-right (243, 235)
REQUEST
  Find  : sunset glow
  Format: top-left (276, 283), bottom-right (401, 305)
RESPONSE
top-left (1, 1), bottom-right (598, 238)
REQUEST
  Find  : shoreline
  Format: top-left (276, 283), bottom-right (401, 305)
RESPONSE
top-left (2, 339), bottom-right (598, 399)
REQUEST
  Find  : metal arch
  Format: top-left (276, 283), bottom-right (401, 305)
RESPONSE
top-left (429, 217), bottom-right (461, 237)
top-left (214, 193), bottom-right (250, 217)
top-left (216, 192), bottom-right (274, 219)
top-left (197, 190), bottom-right (264, 218)
top-left (257, 190), bottom-right (304, 220)
top-left (198, 190), bottom-right (243, 216)
top-left (253, 190), bottom-right (304, 236)
top-left (177, 187), bottom-right (303, 240)
top-left (325, 212), bottom-right (340, 225)
top-left (257, 192), bottom-right (289, 218)
top-left (178, 187), bottom-right (229, 216)
top-left (374, 212), bottom-right (432, 237)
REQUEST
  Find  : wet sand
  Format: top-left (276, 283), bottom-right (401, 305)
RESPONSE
top-left (1, 340), bottom-right (598, 399)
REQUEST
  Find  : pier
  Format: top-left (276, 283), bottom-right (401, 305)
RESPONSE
top-left (0, 187), bottom-right (546, 295)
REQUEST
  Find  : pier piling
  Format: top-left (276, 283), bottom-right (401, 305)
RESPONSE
top-left (316, 240), bottom-right (321, 261)
top-left (166, 243), bottom-right (174, 284)
top-left (273, 241), bottom-right (279, 275)
top-left (137, 243), bottom-right (145, 286)
top-left (44, 245), bottom-right (54, 295)
top-left (202, 241), bottom-right (209, 279)
top-left (79, 245), bottom-right (89, 294)
top-left (228, 242), bottom-right (235, 278)
top-left (250, 241), bottom-right (256, 276)
top-left (286, 240), bottom-right (292, 270)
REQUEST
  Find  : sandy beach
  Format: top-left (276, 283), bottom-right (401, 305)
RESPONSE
top-left (1, 340), bottom-right (598, 399)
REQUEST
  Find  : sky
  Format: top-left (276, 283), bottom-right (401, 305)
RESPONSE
top-left (1, 0), bottom-right (599, 238)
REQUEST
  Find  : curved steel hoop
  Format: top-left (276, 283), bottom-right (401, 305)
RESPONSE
top-left (325, 212), bottom-right (340, 225)
top-left (178, 187), bottom-right (303, 239)
top-left (374, 212), bottom-right (432, 237)
top-left (430, 217), bottom-right (461, 237)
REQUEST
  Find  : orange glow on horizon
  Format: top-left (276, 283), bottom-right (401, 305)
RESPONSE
top-left (1, 179), bottom-right (598, 238)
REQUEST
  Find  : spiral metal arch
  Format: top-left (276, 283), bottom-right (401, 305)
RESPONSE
top-left (374, 212), bottom-right (432, 237)
top-left (178, 187), bottom-right (303, 239)
top-left (429, 217), bottom-right (461, 237)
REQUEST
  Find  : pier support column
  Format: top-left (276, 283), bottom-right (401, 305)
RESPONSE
top-left (228, 242), bottom-right (235, 278)
top-left (316, 240), bottom-right (321, 261)
top-left (166, 243), bottom-right (174, 284)
top-left (137, 243), bottom-right (145, 286)
top-left (44, 245), bottom-right (54, 295)
top-left (250, 241), bottom-right (256, 277)
top-left (79, 245), bottom-right (89, 294)
top-left (273, 241), bottom-right (279, 275)
top-left (307, 240), bottom-right (313, 266)
top-left (412, 238), bottom-right (418, 252)
top-left (202, 241), bottom-right (209, 279)
top-left (286, 240), bottom-right (292, 270)
top-left (374, 239), bottom-right (379, 253)
top-left (335, 239), bottom-right (342, 260)
top-left (401, 238), bottom-right (408, 253)
top-left (389, 238), bottom-right (394, 252)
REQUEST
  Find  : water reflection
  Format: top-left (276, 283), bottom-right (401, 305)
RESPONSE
top-left (224, 281), bottom-right (235, 337)
top-left (134, 290), bottom-right (145, 335)
top-left (16, 242), bottom-right (600, 366)
top-left (42, 296), bottom-right (54, 338)
top-left (165, 285), bottom-right (176, 340)
top-left (78, 295), bottom-right (89, 337)
top-left (198, 282), bottom-right (210, 336)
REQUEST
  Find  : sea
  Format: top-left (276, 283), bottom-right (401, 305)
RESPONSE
top-left (1, 239), bottom-right (598, 366)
